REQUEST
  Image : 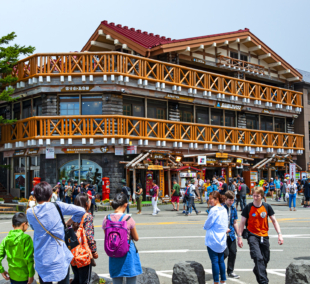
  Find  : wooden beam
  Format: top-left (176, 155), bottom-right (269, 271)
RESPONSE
top-left (278, 69), bottom-right (290, 75)
top-left (192, 45), bottom-right (205, 52)
top-left (287, 76), bottom-right (300, 82)
top-left (242, 36), bottom-right (251, 43)
top-left (106, 35), bottom-right (114, 41)
top-left (252, 158), bottom-right (268, 169)
top-left (218, 40), bottom-right (229, 47)
top-left (126, 153), bottom-right (144, 168)
top-left (132, 153), bottom-right (150, 167)
top-left (249, 45), bottom-right (261, 52)
top-left (98, 30), bottom-right (105, 36)
top-left (91, 41), bottom-right (114, 50)
top-left (269, 62), bottom-right (281, 68)
top-left (258, 53), bottom-right (271, 59)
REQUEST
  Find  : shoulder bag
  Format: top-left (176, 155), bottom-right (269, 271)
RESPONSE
top-left (53, 202), bottom-right (79, 250)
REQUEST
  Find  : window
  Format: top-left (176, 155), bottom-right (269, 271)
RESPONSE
top-left (246, 114), bottom-right (258, 129)
top-left (147, 99), bottom-right (166, 120)
top-left (240, 54), bottom-right (248, 62)
top-left (230, 52), bottom-right (238, 59)
top-left (22, 100), bottom-right (32, 119)
top-left (211, 109), bottom-right (223, 126)
top-left (123, 97), bottom-right (145, 117)
top-left (307, 90), bottom-right (310, 105)
top-left (33, 98), bottom-right (42, 116)
top-left (82, 96), bottom-right (102, 115)
top-left (0, 106), bottom-right (6, 119)
top-left (196, 107), bottom-right (209, 125)
top-left (13, 103), bottom-right (21, 120)
top-left (179, 104), bottom-right (193, 123)
top-left (261, 116), bottom-right (273, 131)
top-left (274, 117), bottom-right (285, 132)
top-left (59, 96), bottom-right (79, 115)
top-left (225, 110), bottom-right (236, 127)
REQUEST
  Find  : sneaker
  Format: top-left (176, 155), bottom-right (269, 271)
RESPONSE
top-left (196, 211), bottom-right (201, 215)
top-left (156, 210), bottom-right (160, 214)
top-left (182, 210), bottom-right (186, 214)
top-left (152, 213), bottom-right (158, 216)
top-left (228, 273), bottom-right (240, 279)
top-left (157, 209), bottom-right (161, 212)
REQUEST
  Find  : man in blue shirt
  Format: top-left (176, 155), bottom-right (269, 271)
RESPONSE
top-left (224, 190), bottom-right (240, 279)
top-left (274, 176), bottom-right (281, 201)
top-left (269, 178), bottom-right (275, 200)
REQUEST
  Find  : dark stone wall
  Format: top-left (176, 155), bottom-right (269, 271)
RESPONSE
top-left (39, 154), bottom-right (57, 185)
top-left (0, 152), bottom-right (8, 190)
top-left (42, 94), bottom-right (57, 116)
top-left (102, 94), bottom-right (123, 115)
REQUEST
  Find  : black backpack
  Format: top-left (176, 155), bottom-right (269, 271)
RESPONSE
top-left (149, 187), bottom-right (154, 196)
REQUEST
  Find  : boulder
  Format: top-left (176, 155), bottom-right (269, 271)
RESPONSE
top-left (137, 267), bottom-right (160, 284)
top-left (172, 261), bottom-right (205, 284)
top-left (90, 272), bottom-right (100, 284)
top-left (286, 261), bottom-right (310, 283)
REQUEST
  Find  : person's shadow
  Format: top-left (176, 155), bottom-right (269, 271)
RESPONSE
top-left (294, 256), bottom-right (310, 260)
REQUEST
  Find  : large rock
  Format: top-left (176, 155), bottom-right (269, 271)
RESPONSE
top-left (286, 261), bottom-right (310, 283)
top-left (172, 261), bottom-right (205, 284)
top-left (137, 267), bottom-right (160, 284)
top-left (90, 272), bottom-right (100, 284)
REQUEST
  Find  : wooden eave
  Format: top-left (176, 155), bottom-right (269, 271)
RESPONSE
top-left (81, 24), bottom-right (149, 56)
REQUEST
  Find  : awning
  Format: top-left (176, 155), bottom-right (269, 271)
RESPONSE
top-left (171, 166), bottom-right (201, 172)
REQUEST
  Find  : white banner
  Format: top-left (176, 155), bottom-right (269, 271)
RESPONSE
top-left (46, 147), bottom-right (55, 159)
top-left (289, 163), bottom-right (296, 182)
top-left (198, 156), bottom-right (206, 165)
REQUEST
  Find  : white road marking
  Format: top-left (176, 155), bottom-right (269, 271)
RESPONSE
top-left (266, 269), bottom-right (286, 277)
top-left (138, 249), bottom-right (283, 254)
top-left (156, 272), bottom-right (172, 279)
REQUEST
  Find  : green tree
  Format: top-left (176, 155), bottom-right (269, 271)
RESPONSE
top-left (0, 32), bottom-right (35, 124)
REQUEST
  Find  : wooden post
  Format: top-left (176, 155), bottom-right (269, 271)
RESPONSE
top-left (268, 167), bottom-right (272, 181)
top-left (168, 169), bottom-right (171, 197)
top-left (133, 168), bottom-right (136, 204)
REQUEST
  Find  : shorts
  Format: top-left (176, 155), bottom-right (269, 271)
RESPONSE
top-left (264, 193), bottom-right (267, 197)
top-left (171, 196), bottom-right (180, 203)
top-left (270, 188), bottom-right (275, 192)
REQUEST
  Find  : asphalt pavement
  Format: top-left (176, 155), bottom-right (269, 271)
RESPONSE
top-left (0, 197), bottom-right (308, 284)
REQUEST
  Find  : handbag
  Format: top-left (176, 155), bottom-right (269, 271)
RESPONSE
top-left (242, 228), bottom-right (249, 239)
top-left (53, 203), bottom-right (79, 250)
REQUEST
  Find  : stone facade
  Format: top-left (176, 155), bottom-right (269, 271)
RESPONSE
top-left (42, 94), bottom-right (57, 116)
top-left (39, 154), bottom-right (57, 185)
top-left (102, 93), bottom-right (123, 115)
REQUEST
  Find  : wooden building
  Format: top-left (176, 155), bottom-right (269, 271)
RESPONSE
top-left (0, 21), bottom-right (305, 198)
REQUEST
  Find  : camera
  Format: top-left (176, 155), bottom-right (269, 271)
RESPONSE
top-left (121, 89), bottom-right (127, 94)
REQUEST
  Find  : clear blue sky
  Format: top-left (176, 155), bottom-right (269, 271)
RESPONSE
top-left (1, 0), bottom-right (309, 72)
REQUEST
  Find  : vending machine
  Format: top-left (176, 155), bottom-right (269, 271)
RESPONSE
top-left (243, 170), bottom-right (258, 193)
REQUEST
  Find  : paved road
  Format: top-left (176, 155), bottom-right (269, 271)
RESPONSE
top-left (0, 198), bottom-right (308, 284)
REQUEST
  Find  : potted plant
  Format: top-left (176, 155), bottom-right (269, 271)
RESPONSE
top-left (0, 198), bottom-right (4, 204)
top-left (102, 199), bottom-right (110, 206)
top-left (18, 198), bottom-right (28, 206)
top-left (95, 199), bottom-right (101, 206)
top-left (12, 197), bottom-right (19, 204)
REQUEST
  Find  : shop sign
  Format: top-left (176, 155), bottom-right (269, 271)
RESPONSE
top-left (159, 170), bottom-right (164, 197)
top-left (198, 156), bottom-right (206, 165)
top-left (289, 163), bottom-right (296, 181)
top-left (27, 148), bottom-right (39, 155)
top-left (150, 153), bottom-right (166, 159)
top-left (215, 102), bottom-right (242, 111)
top-left (115, 146), bottom-right (124, 156)
top-left (307, 173), bottom-right (310, 179)
top-left (251, 171), bottom-right (258, 182)
top-left (61, 148), bottom-right (93, 153)
top-left (100, 146), bottom-right (109, 153)
top-left (220, 159), bottom-right (232, 163)
top-left (206, 158), bottom-right (217, 163)
top-left (216, 153), bottom-right (228, 158)
top-left (61, 86), bottom-right (95, 92)
top-left (14, 149), bottom-right (26, 156)
top-left (180, 172), bottom-right (196, 177)
top-left (148, 165), bottom-right (163, 170)
top-left (262, 109), bottom-right (271, 114)
top-left (126, 146), bottom-right (137, 154)
top-left (3, 151), bottom-right (14, 158)
top-left (275, 162), bottom-right (284, 167)
top-left (165, 94), bottom-right (194, 102)
top-left (46, 147), bottom-right (55, 159)
top-left (296, 172), bottom-right (300, 180)
top-left (221, 168), bottom-right (226, 181)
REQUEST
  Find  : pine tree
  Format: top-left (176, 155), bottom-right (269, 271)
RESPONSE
top-left (0, 32), bottom-right (35, 124)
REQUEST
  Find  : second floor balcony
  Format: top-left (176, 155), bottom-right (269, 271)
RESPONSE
top-left (0, 115), bottom-right (304, 153)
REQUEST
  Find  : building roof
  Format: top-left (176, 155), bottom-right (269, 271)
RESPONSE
top-left (296, 69), bottom-right (310, 84)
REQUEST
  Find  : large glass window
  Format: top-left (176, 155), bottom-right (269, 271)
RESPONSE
top-left (261, 115), bottom-right (273, 131)
top-left (123, 97), bottom-right (144, 117)
top-left (179, 104), bottom-right (193, 123)
top-left (33, 98), bottom-right (42, 116)
top-left (82, 96), bottom-right (102, 115)
top-left (13, 103), bottom-right (21, 120)
top-left (147, 99), bottom-right (166, 119)
top-left (225, 110), bottom-right (236, 127)
top-left (246, 114), bottom-right (258, 130)
top-left (274, 117), bottom-right (285, 132)
top-left (196, 107), bottom-right (209, 125)
top-left (59, 96), bottom-right (79, 115)
top-left (211, 109), bottom-right (223, 126)
top-left (22, 100), bottom-right (32, 119)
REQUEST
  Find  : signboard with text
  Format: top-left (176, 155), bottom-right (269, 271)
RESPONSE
top-left (46, 147), bottom-right (55, 159)
top-left (289, 163), bottom-right (296, 182)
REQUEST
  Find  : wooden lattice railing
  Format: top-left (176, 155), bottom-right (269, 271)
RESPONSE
top-left (10, 52), bottom-right (303, 108)
top-left (0, 115), bottom-right (304, 150)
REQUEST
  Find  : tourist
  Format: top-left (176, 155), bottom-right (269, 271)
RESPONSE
top-left (53, 182), bottom-right (61, 201)
top-left (204, 191), bottom-right (227, 284)
top-left (288, 178), bottom-right (298, 211)
top-left (65, 180), bottom-right (73, 204)
top-left (223, 191), bottom-right (240, 279)
top-left (27, 191), bottom-right (36, 210)
top-left (51, 187), bottom-right (58, 203)
top-left (69, 193), bottom-right (98, 284)
top-left (303, 179), bottom-right (310, 208)
top-left (0, 212), bottom-right (34, 284)
top-left (59, 178), bottom-right (66, 202)
top-left (185, 179), bottom-right (201, 216)
top-left (203, 179), bottom-right (211, 203)
top-left (150, 181), bottom-right (160, 216)
top-left (274, 176), bottom-right (281, 201)
top-left (281, 178), bottom-right (287, 202)
top-left (262, 179), bottom-right (269, 202)
top-left (238, 178), bottom-right (247, 211)
top-left (198, 177), bottom-right (204, 204)
top-left (121, 180), bottom-right (131, 214)
top-left (269, 178), bottom-right (275, 200)
top-left (26, 181), bottom-right (86, 284)
top-left (182, 181), bottom-right (189, 214)
top-left (72, 180), bottom-right (80, 204)
top-left (171, 180), bottom-right (180, 211)
top-left (206, 185), bottom-right (214, 214)
top-left (220, 178), bottom-right (228, 195)
top-left (80, 182), bottom-right (87, 194)
top-left (135, 183), bottom-right (143, 214)
top-left (87, 184), bottom-right (96, 216)
top-left (238, 187), bottom-right (283, 284)
top-left (102, 193), bottom-right (142, 284)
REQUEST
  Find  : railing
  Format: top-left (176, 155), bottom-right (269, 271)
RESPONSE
top-left (0, 115), bottom-right (304, 150)
top-left (217, 55), bottom-right (265, 75)
top-left (10, 52), bottom-right (302, 108)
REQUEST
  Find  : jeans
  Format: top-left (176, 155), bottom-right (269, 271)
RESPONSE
top-left (126, 203), bottom-right (130, 213)
top-left (152, 197), bottom-right (159, 215)
top-left (240, 195), bottom-right (246, 210)
top-left (207, 246), bottom-right (227, 282)
top-left (72, 195), bottom-right (77, 204)
top-left (187, 197), bottom-right (198, 214)
top-left (65, 196), bottom-right (71, 204)
top-left (39, 268), bottom-right (69, 284)
top-left (113, 277), bottom-right (136, 284)
top-left (11, 280), bottom-right (28, 284)
top-left (224, 237), bottom-right (237, 274)
top-left (71, 264), bottom-right (92, 284)
top-left (248, 234), bottom-right (270, 284)
top-left (289, 193), bottom-right (297, 208)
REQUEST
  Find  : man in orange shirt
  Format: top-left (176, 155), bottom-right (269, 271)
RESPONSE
top-left (238, 187), bottom-right (283, 284)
